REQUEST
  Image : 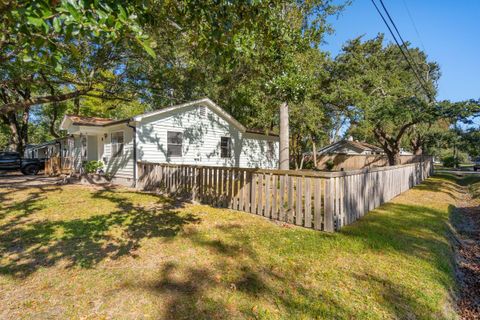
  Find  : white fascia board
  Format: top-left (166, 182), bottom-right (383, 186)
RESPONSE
top-left (59, 115), bottom-right (71, 130)
top-left (243, 131), bottom-right (279, 141)
top-left (133, 98), bottom-right (246, 133)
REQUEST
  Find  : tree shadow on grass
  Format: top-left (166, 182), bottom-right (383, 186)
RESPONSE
top-left (125, 222), bottom-right (352, 319)
top-left (342, 202), bottom-right (455, 284)
top-left (413, 174), bottom-right (461, 199)
top-left (139, 199), bottom-right (459, 319)
top-left (0, 185), bottom-right (200, 278)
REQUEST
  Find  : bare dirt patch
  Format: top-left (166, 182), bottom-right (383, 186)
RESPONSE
top-left (451, 180), bottom-right (480, 319)
top-left (0, 172), bottom-right (62, 189)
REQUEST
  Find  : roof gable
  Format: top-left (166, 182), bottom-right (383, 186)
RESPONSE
top-left (133, 98), bottom-right (246, 133)
top-left (317, 140), bottom-right (383, 154)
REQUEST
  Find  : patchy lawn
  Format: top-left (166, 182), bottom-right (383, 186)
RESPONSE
top-left (0, 174), bottom-right (465, 319)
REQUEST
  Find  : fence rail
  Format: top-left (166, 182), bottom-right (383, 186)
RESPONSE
top-left (313, 154), bottom-right (433, 171)
top-left (137, 159), bottom-right (433, 232)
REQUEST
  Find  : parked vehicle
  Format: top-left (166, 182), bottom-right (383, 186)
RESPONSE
top-left (474, 157), bottom-right (480, 172)
top-left (0, 152), bottom-right (45, 175)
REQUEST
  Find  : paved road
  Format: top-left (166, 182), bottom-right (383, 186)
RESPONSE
top-left (435, 170), bottom-right (480, 176)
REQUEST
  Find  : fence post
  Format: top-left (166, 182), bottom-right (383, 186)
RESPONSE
top-left (324, 177), bottom-right (335, 232)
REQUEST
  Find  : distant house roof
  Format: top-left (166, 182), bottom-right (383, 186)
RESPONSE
top-left (59, 98), bottom-right (278, 138)
top-left (25, 137), bottom-right (70, 150)
top-left (317, 139), bottom-right (384, 155)
top-left (348, 140), bottom-right (384, 153)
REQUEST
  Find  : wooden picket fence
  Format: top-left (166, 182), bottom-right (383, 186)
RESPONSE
top-left (137, 159), bottom-right (433, 232)
top-left (45, 156), bottom-right (73, 176)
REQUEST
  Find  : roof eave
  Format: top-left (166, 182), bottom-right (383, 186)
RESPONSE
top-left (133, 98), bottom-right (247, 133)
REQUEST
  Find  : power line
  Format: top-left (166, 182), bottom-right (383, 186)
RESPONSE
top-left (378, 0), bottom-right (431, 95)
top-left (402, 0), bottom-right (426, 52)
top-left (370, 0), bottom-right (434, 102)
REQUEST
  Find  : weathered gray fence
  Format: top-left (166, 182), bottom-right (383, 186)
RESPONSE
top-left (137, 159), bottom-right (433, 232)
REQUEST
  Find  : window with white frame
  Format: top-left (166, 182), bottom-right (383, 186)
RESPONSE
top-left (111, 131), bottom-right (124, 157)
top-left (220, 136), bottom-right (231, 158)
top-left (167, 131), bottom-right (183, 157)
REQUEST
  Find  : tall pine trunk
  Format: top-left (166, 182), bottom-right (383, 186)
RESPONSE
top-left (279, 102), bottom-right (289, 170)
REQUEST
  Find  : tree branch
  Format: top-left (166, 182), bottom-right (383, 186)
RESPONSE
top-left (0, 88), bottom-right (91, 113)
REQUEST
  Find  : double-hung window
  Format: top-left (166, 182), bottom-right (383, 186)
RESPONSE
top-left (167, 131), bottom-right (183, 157)
top-left (111, 131), bottom-right (124, 157)
top-left (220, 137), bottom-right (231, 158)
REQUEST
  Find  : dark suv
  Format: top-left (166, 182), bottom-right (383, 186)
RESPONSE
top-left (0, 152), bottom-right (45, 175)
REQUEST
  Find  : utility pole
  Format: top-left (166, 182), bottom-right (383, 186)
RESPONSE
top-left (279, 102), bottom-right (289, 170)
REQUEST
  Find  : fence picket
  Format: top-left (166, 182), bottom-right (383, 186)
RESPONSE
top-left (304, 177), bottom-right (312, 228)
top-left (272, 175), bottom-right (278, 219)
top-left (295, 176), bottom-right (303, 226)
top-left (265, 174), bottom-right (271, 218)
top-left (136, 159), bottom-right (433, 233)
top-left (279, 175), bottom-right (286, 221)
top-left (288, 176), bottom-right (294, 223)
top-left (257, 173), bottom-right (264, 216)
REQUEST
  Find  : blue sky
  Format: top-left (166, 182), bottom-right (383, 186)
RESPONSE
top-left (322, 0), bottom-right (480, 103)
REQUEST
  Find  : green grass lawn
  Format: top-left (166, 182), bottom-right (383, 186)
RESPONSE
top-left (0, 175), bottom-right (466, 319)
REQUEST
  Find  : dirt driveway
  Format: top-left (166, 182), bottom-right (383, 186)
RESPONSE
top-left (0, 172), bottom-right (63, 189)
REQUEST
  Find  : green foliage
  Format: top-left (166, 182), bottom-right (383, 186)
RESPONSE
top-left (325, 159), bottom-right (335, 171)
top-left (441, 156), bottom-right (459, 168)
top-left (83, 160), bottom-right (104, 174)
top-left (459, 127), bottom-right (480, 158)
top-left (333, 35), bottom-right (440, 163)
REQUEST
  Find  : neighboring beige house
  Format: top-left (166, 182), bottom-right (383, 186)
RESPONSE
top-left (58, 98), bottom-right (279, 186)
top-left (317, 139), bottom-right (384, 156)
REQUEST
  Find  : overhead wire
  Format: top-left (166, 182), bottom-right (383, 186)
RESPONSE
top-left (402, 0), bottom-right (426, 53)
top-left (378, 0), bottom-right (432, 97)
top-left (370, 0), bottom-right (435, 102)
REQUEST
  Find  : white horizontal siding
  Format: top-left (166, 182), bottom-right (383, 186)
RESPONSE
top-left (137, 104), bottom-right (279, 169)
top-left (103, 124), bottom-right (135, 178)
top-left (239, 135), bottom-right (279, 169)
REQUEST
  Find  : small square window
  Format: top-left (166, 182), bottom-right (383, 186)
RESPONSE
top-left (167, 131), bottom-right (183, 157)
top-left (221, 137), bottom-right (231, 158)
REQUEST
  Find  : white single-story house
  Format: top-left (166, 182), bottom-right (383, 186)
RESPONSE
top-left (316, 139), bottom-right (384, 156)
top-left (59, 98), bottom-right (279, 186)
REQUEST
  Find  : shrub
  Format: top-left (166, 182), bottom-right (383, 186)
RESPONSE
top-left (83, 160), bottom-right (104, 174)
top-left (442, 155), bottom-right (459, 168)
top-left (325, 159), bottom-right (335, 171)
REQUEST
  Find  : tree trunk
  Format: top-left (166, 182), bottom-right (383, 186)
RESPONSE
top-left (385, 149), bottom-right (401, 166)
top-left (74, 96), bottom-right (80, 115)
top-left (48, 107), bottom-right (61, 138)
top-left (413, 146), bottom-right (423, 155)
top-left (410, 135), bottom-right (423, 155)
top-left (1, 108), bottom-right (30, 153)
top-left (312, 139), bottom-right (317, 169)
top-left (279, 101), bottom-right (289, 170)
top-left (373, 127), bottom-right (401, 166)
